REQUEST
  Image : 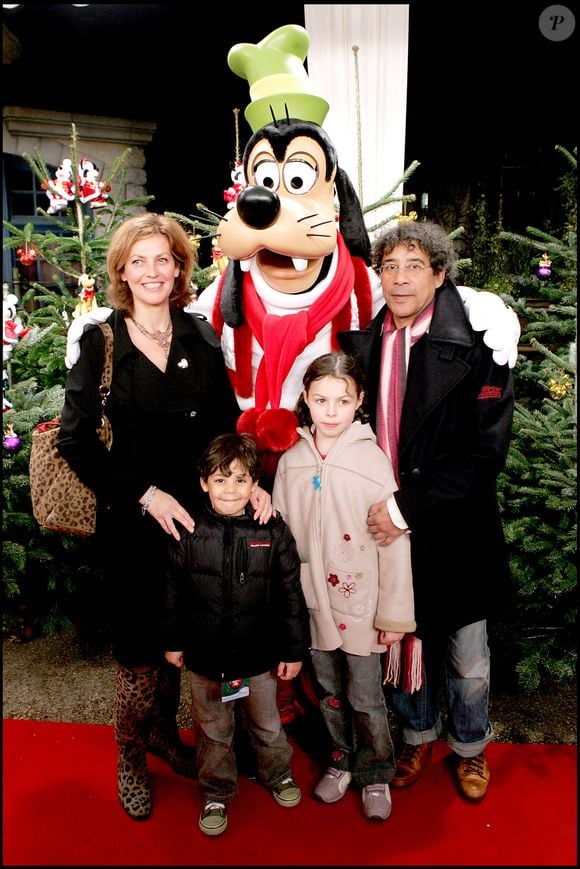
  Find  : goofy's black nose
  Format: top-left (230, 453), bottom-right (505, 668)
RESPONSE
top-left (236, 186), bottom-right (280, 230)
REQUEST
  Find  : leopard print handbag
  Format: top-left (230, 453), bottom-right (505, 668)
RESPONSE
top-left (29, 322), bottom-right (113, 537)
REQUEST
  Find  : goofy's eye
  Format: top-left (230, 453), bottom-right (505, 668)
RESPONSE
top-left (283, 160), bottom-right (317, 194)
top-left (253, 160), bottom-right (279, 191)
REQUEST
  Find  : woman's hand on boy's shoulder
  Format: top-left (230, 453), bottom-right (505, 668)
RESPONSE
top-left (251, 486), bottom-right (276, 524)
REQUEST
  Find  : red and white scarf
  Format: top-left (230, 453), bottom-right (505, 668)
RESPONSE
top-left (212, 233), bottom-right (372, 407)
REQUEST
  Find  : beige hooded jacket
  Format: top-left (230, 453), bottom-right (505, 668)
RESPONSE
top-left (273, 422), bottom-right (415, 656)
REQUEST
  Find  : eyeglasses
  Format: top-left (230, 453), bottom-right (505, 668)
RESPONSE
top-left (377, 262), bottom-right (430, 275)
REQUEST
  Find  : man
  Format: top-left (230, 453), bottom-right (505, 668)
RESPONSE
top-left (339, 220), bottom-right (515, 801)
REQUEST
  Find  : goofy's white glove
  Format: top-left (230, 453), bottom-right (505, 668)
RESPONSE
top-left (65, 307), bottom-right (113, 369)
top-left (457, 286), bottom-right (520, 368)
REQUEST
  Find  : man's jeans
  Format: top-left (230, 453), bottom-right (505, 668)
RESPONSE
top-left (312, 648), bottom-right (396, 786)
top-left (189, 669), bottom-right (293, 803)
top-left (389, 620), bottom-right (493, 758)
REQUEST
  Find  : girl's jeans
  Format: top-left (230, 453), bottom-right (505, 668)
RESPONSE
top-left (389, 620), bottom-right (493, 757)
top-left (189, 669), bottom-right (293, 804)
top-left (311, 648), bottom-right (395, 787)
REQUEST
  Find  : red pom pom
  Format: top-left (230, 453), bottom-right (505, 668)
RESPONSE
top-left (256, 409), bottom-right (300, 453)
top-left (236, 409), bottom-right (262, 445)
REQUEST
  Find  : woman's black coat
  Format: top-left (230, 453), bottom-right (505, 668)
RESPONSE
top-left (57, 308), bottom-right (241, 513)
top-left (56, 309), bottom-right (241, 667)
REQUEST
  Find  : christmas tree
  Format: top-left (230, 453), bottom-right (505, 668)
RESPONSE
top-left (493, 145), bottom-right (577, 690)
top-left (2, 123), bottom-right (154, 641)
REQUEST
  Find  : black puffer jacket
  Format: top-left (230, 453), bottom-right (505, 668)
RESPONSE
top-left (161, 504), bottom-right (311, 681)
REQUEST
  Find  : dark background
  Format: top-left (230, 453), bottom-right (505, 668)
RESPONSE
top-left (3, 2), bottom-right (576, 230)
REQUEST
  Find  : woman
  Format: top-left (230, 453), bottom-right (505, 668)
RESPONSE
top-left (57, 213), bottom-right (270, 820)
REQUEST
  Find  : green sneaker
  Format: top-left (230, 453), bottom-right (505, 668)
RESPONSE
top-left (199, 800), bottom-right (227, 836)
top-left (272, 776), bottom-right (301, 807)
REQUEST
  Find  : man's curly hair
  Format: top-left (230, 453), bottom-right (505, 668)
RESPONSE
top-left (372, 220), bottom-right (458, 280)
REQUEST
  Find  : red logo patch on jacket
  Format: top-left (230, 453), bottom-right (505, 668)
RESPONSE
top-left (477, 385), bottom-right (502, 400)
top-left (249, 541), bottom-right (271, 548)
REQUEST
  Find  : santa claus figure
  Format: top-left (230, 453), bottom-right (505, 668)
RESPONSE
top-left (223, 161), bottom-right (246, 209)
top-left (43, 158), bottom-right (75, 214)
top-left (3, 292), bottom-right (30, 411)
top-left (77, 158), bottom-right (110, 208)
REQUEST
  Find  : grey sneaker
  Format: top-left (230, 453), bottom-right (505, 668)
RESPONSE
top-left (272, 776), bottom-right (301, 807)
top-left (199, 800), bottom-right (227, 836)
top-left (362, 783), bottom-right (392, 821)
top-left (313, 767), bottom-right (353, 803)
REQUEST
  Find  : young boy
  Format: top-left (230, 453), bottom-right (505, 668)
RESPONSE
top-left (162, 433), bottom-right (311, 837)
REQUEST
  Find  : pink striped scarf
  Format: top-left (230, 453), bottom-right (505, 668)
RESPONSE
top-left (377, 301), bottom-right (434, 694)
top-left (376, 301), bottom-right (434, 486)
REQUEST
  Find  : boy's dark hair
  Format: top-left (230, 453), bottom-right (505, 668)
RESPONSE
top-left (198, 433), bottom-right (261, 482)
top-left (295, 351), bottom-right (369, 427)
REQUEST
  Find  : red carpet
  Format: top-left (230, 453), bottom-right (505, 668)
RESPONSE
top-left (2, 719), bottom-right (577, 867)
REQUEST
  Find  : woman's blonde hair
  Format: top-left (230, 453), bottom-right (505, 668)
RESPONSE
top-left (106, 212), bottom-right (197, 311)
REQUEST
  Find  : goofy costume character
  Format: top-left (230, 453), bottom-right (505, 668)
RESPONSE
top-left (192, 118), bottom-right (375, 487)
top-left (189, 24), bottom-right (519, 489)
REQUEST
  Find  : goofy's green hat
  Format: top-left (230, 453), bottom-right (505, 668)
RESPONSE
top-left (228, 23), bottom-right (329, 133)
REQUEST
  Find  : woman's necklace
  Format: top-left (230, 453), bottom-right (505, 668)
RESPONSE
top-left (130, 316), bottom-right (173, 355)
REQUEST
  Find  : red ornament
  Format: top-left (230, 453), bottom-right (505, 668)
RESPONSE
top-left (16, 245), bottom-right (38, 266)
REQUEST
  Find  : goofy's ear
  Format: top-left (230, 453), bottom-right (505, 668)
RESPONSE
top-left (220, 259), bottom-right (245, 327)
top-left (334, 167), bottom-right (371, 265)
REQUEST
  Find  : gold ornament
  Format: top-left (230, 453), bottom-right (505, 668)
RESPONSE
top-left (394, 211), bottom-right (418, 222)
top-left (548, 372), bottom-right (572, 400)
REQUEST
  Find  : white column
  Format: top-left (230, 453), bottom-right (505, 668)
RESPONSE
top-left (303, 4), bottom-right (409, 236)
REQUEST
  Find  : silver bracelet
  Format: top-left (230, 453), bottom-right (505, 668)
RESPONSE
top-left (141, 486), bottom-right (158, 516)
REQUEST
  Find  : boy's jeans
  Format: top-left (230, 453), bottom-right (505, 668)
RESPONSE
top-left (189, 669), bottom-right (293, 804)
top-left (389, 620), bottom-right (493, 758)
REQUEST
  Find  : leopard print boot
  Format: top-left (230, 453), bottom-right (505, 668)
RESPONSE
top-left (115, 664), bottom-right (156, 820)
top-left (147, 660), bottom-right (196, 778)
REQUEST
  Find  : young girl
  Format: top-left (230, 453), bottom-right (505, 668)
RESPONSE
top-left (272, 352), bottom-right (415, 822)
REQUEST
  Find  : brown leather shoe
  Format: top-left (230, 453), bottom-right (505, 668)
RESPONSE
top-left (455, 751), bottom-right (491, 801)
top-left (391, 742), bottom-right (433, 789)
